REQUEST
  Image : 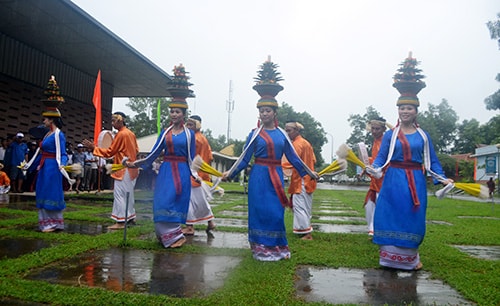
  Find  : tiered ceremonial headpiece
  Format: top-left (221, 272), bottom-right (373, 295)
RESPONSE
top-left (392, 52), bottom-right (426, 106)
top-left (41, 75), bottom-right (64, 117)
top-left (253, 56), bottom-right (284, 108)
top-left (167, 64), bottom-right (194, 109)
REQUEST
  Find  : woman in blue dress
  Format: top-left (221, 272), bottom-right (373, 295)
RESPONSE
top-left (26, 110), bottom-right (68, 232)
top-left (129, 105), bottom-right (196, 248)
top-left (368, 103), bottom-right (453, 270)
top-left (223, 104), bottom-right (317, 261)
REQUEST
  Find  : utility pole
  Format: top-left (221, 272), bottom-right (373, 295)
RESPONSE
top-left (226, 80), bottom-right (234, 144)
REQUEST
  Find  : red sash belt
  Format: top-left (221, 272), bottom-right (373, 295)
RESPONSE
top-left (255, 158), bottom-right (281, 166)
top-left (163, 156), bottom-right (187, 162)
top-left (390, 161), bottom-right (423, 206)
top-left (164, 155), bottom-right (187, 195)
top-left (255, 157), bottom-right (290, 208)
top-left (40, 152), bottom-right (56, 168)
top-left (390, 161), bottom-right (422, 170)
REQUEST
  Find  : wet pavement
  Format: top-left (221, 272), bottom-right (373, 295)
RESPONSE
top-left (0, 238), bottom-right (53, 259)
top-left (453, 245), bottom-right (500, 260)
top-left (0, 187), bottom-right (497, 304)
top-left (27, 248), bottom-right (241, 297)
top-left (295, 266), bottom-right (473, 305)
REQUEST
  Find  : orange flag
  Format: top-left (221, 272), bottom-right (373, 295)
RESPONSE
top-left (92, 70), bottom-right (101, 145)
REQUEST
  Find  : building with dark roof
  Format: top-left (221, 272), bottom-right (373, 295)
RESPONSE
top-left (0, 0), bottom-right (172, 144)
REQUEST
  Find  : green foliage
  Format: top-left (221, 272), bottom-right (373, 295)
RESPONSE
top-left (485, 13), bottom-right (500, 111)
top-left (126, 97), bottom-right (171, 138)
top-left (454, 119), bottom-right (483, 154)
top-left (480, 114), bottom-right (500, 145)
top-left (417, 99), bottom-right (458, 153)
top-left (458, 159), bottom-right (475, 182)
top-left (277, 102), bottom-right (326, 167)
top-left (437, 153), bottom-right (457, 178)
top-left (346, 106), bottom-right (383, 153)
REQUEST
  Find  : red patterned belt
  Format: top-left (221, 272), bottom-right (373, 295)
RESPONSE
top-left (390, 161), bottom-right (422, 170)
top-left (163, 155), bottom-right (187, 162)
top-left (255, 158), bottom-right (281, 166)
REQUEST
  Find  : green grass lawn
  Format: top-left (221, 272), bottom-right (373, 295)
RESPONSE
top-left (0, 183), bottom-right (498, 305)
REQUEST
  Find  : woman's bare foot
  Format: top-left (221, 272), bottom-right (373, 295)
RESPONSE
top-left (170, 236), bottom-right (186, 248)
top-left (414, 262), bottom-right (423, 271)
top-left (182, 226), bottom-right (195, 235)
top-left (301, 233), bottom-right (313, 240)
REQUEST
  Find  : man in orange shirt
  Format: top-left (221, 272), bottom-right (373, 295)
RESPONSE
top-left (283, 122), bottom-right (317, 240)
top-left (364, 117), bottom-right (389, 236)
top-left (83, 112), bottom-right (139, 229)
top-left (183, 115), bottom-right (216, 235)
top-left (0, 162), bottom-right (11, 194)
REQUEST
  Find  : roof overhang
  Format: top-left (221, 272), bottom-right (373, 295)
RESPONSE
top-left (0, 0), bottom-right (172, 97)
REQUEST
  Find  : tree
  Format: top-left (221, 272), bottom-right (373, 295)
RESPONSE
top-left (346, 106), bottom-right (383, 151)
top-left (479, 114), bottom-right (500, 145)
top-left (126, 97), bottom-right (170, 138)
top-left (458, 160), bottom-right (475, 182)
top-left (453, 119), bottom-right (483, 154)
top-left (485, 13), bottom-right (500, 111)
top-left (436, 153), bottom-right (456, 178)
top-left (276, 102), bottom-right (326, 167)
top-left (417, 99), bottom-right (458, 153)
top-left (486, 13), bottom-right (500, 49)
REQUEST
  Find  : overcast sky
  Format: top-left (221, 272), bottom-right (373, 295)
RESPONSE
top-left (72, 0), bottom-right (499, 162)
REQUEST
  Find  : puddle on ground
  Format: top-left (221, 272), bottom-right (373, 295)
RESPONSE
top-left (295, 266), bottom-right (472, 305)
top-left (0, 194), bottom-right (9, 204)
top-left (17, 222), bottom-right (110, 235)
top-left (27, 248), bottom-right (241, 298)
top-left (315, 216), bottom-right (365, 222)
top-left (453, 245), bottom-right (500, 260)
top-left (63, 222), bottom-right (108, 235)
top-left (0, 238), bottom-right (52, 259)
top-left (1, 202), bottom-right (37, 211)
top-left (187, 231), bottom-right (249, 249)
top-left (216, 218), bottom-right (247, 228)
top-left (218, 210), bottom-right (247, 217)
top-left (312, 223), bottom-right (366, 234)
top-left (231, 205), bottom-right (248, 210)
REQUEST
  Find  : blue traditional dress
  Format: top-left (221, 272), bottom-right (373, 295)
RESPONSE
top-left (33, 129), bottom-right (68, 231)
top-left (372, 126), bottom-right (446, 270)
top-left (229, 127), bottom-right (314, 261)
top-left (136, 126), bottom-right (195, 248)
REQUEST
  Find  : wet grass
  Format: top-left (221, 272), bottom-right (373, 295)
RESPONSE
top-left (0, 183), bottom-right (498, 305)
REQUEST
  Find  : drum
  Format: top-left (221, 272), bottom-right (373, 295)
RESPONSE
top-left (98, 130), bottom-right (114, 149)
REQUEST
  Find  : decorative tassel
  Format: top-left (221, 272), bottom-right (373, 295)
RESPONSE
top-left (318, 158), bottom-right (347, 176)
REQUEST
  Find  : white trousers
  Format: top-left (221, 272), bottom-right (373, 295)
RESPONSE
top-left (292, 182), bottom-right (313, 235)
top-left (111, 170), bottom-right (136, 222)
top-left (186, 185), bottom-right (215, 224)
